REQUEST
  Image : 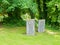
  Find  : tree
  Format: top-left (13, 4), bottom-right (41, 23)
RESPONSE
top-left (43, 0), bottom-right (48, 20)
top-left (36, 0), bottom-right (42, 19)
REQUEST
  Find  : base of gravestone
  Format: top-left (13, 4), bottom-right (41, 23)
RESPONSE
top-left (38, 19), bottom-right (45, 32)
top-left (26, 19), bottom-right (35, 35)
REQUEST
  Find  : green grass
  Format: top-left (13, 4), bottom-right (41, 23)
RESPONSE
top-left (0, 26), bottom-right (60, 45)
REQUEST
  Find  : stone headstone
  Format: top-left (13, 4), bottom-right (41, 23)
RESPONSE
top-left (26, 19), bottom-right (35, 35)
top-left (38, 19), bottom-right (45, 32)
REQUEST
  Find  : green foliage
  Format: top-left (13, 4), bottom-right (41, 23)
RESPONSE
top-left (47, 0), bottom-right (60, 24)
top-left (0, 0), bottom-right (60, 29)
top-left (3, 19), bottom-right (26, 27)
top-left (0, 0), bottom-right (38, 14)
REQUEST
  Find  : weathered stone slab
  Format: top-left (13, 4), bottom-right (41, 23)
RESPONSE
top-left (26, 19), bottom-right (35, 35)
top-left (38, 19), bottom-right (45, 32)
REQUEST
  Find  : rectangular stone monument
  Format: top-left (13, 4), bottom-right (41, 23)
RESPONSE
top-left (26, 19), bottom-right (35, 35)
top-left (38, 19), bottom-right (45, 32)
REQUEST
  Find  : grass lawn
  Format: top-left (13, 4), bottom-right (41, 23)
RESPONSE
top-left (0, 26), bottom-right (60, 45)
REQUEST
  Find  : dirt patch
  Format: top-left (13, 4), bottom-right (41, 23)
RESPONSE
top-left (46, 30), bottom-right (57, 35)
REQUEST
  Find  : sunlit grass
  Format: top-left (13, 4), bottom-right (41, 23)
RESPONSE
top-left (0, 26), bottom-right (60, 45)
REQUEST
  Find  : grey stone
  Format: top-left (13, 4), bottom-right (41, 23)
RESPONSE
top-left (38, 19), bottom-right (45, 32)
top-left (26, 19), bottom-right (35, 35)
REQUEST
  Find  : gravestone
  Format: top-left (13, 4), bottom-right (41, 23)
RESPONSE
top-left (26, 19), bottom-right (35, 35)
top-left (38, 19), bottom-right (45, 32)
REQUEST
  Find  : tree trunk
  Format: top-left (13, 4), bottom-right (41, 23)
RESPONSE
top-left (14, 7), bottom-right (22, 19)
top-left (29, 8), bottom-right (35, 19)
top-left (43, 0), bottom-right (48, 21)
top-left (36, 0), bottom-right (42, 19)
